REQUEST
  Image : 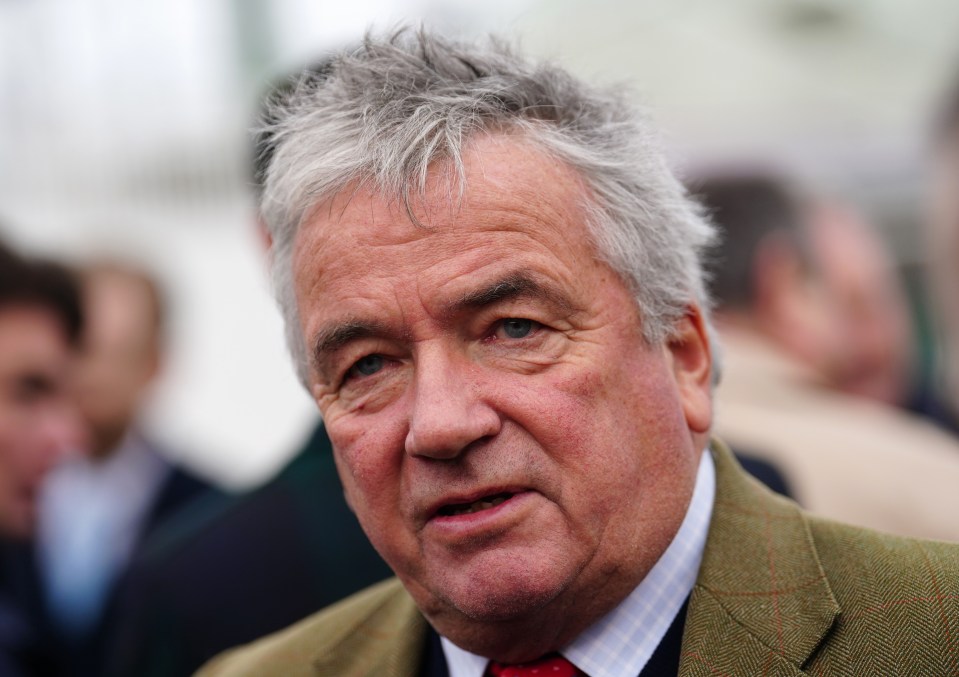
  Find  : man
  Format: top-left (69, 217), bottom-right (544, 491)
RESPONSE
top-left (28, 261), bottom-right (218, 676)
top-left (0, 238), bottom-right (84, 676)
top-left (697, 173), bottom-right (959, 541)
top-left (201, 30), bottom-right (959, 676)
top-left (926, 74), bottom-right (959, 434)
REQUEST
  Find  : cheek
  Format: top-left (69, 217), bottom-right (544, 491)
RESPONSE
top-left (538, 348), bottom-right (683, 433)
top-left (508, 367), bottom-right (598, 439)
top-left (537, 355), bottom-right (690, 483)
top-left (326, 407), bottom-right (409, 515)
top-left (495, 364), bottom-right (618, 471)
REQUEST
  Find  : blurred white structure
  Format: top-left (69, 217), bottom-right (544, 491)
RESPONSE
top-left (0, 0), bottom-right (956, 484)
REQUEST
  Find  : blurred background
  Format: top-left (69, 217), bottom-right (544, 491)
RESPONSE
top-left (2, 0), bottom-right (958, 487)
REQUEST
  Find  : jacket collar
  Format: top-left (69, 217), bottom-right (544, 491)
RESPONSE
top-left (679, 440), bottom-right (840, 676)
top-left (309, 578), bottom-right (427, 677)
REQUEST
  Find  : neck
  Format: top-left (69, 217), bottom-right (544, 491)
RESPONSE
top-left (432, 572), bottom-right (643, 663)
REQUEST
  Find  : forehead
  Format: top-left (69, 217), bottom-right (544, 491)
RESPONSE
top-left (0, 306), bottom-right (70, 376)
top-left (83, 273), bottom-right (155, 347)
top-left (292, 135), bottom-right (605, 310)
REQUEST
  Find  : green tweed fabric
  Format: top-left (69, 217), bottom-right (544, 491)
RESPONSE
top-left (197, 441), bottom-right (959, 676)
top-left (682, 440), bottom-right (959, 676)
top-left (196, 577), bottom-right (424, 677)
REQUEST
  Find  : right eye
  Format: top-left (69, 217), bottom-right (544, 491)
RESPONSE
top-left (347, 354), bottom-right (385, 379)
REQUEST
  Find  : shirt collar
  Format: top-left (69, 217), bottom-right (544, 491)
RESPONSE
top-left (442, 448), bottom-right (716, 677)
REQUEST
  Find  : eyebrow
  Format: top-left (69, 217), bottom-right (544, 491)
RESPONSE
top-left (311, 319), bottom-right (393, 369)
top-left (447, 272), bottom-right (573, 316)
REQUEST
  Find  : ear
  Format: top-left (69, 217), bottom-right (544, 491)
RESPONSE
top-left (255, 215), bottom-right (273, 252)
top-left (666, 305), bottom-right (713, 434)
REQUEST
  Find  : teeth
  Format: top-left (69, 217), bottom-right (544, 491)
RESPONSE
top-left (443, 493), bottom-right (511, 516)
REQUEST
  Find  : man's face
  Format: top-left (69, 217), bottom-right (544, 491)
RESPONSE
top-left (808, 205), bottom-right (913, 405)
top-left (73, 272), bottom-right (159, 457)
top-left (293, 136), bottom-right (712, 652)
top-left (0, 305), bottom-right (82, 538)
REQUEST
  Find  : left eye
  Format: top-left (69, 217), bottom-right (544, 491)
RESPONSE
top-left (499, 318), bottom-right (536, 339)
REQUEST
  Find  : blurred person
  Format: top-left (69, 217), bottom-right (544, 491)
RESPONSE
top-left (200, 30), bottom-right (959, 676)
top-left (25, 261), bottom-right (220, 677)
top-left (925, 74), bottom-right (959, 434)
top-left (0, 238), bottom-right (84, 676)
top-left (699, 172), bottom-right (959, 540)
top-left (804, 201), bottom-right (916, 406)
top-left (105, 421), bottom-right (392, 677)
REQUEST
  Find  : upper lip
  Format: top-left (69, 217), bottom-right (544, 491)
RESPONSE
top-left (423, 485), bottom-right (528, 521)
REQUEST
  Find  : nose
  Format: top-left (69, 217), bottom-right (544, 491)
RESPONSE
top-left (404, 349), bottom-right (501, 460)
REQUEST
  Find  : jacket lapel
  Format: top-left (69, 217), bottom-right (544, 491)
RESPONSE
top-left (310, 579), bottom-right (429, 677)
top-left (679, 441), bottom-right (840, 676)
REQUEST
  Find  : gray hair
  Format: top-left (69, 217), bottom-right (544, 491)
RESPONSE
top-left (256, 27), bottom-right (719, 387)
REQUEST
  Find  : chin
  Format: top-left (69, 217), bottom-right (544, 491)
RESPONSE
top-left (436, 563), bottom-right (569, 623)
top-left (417, 573), bottom-right (574, 662)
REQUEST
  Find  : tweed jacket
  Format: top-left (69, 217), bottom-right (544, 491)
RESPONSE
top-left (197, 442), bottom-right (959, 676)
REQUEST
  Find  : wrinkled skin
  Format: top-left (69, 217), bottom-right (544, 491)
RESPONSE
top-left (293, 135), bottom-right (713, 660)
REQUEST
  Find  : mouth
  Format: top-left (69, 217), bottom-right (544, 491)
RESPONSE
top-left (435, 492), bottom-right (515, 518)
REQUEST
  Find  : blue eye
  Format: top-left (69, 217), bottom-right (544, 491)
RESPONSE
top-left (351, 354), bottom-right (384, 378)
top-left (501, 318), bottom-right (534, 339)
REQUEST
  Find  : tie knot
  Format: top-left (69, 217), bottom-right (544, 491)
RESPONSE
top-left (487, 653), bottom-right (579, 677)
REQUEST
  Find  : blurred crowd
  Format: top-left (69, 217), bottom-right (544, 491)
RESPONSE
top-left (1, 58), bottom-right (958, 677)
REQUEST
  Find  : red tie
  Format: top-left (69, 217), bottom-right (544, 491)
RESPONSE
top-left (487, 653), bottom-right (580, 677)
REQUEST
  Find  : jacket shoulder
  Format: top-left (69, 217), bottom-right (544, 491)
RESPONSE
top-left (805, 516), bottom-right (959, 673)
top-left (683, 441), bottom-right (959, 676)
top-left (809, 514), bottom-right (959, 607)
top-left (195, 578), bottom-right (425, 677)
